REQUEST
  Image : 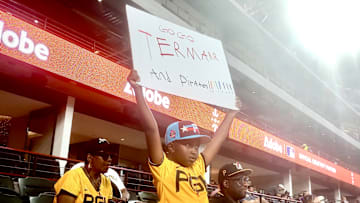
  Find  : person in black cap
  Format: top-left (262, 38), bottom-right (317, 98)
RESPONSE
top-left (54, 138), bottom-right (113, 203)
top-left (210, 162), bottom-right (252, 203)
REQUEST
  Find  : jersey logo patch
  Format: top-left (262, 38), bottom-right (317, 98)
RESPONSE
top-left (176, 170), bottom-right (206, 193)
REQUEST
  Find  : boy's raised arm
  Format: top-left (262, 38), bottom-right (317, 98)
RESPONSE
top-left (127, 70), bottom-right (164, 165)
top-left (202, 100), bottom-right (241, 165)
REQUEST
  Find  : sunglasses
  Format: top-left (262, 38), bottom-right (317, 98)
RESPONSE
top-left (227, 175), bottom-right (251, 185)
top-left (92, 151), bottom-right (112, 160)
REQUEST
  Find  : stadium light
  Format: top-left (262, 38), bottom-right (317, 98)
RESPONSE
top-left (287, 0), bottom-right (360, 62)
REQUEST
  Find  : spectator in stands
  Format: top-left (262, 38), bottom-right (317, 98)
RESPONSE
top-left (242, 186), bottom-right (269, 203)
top-left (297, 192), bottom-right (304, 202)
top-left (70, 162), bottom-right (130, 202)
top-left (248, 185), bottom-right (256, 193)
top-left (54, 138), bottom-right (113, 203)
top-left (313, 195), bottom-right (326, 203)
top-left (210, 162), bottom-right (252, 203)
top-left (302, 144), bottom-right (309, 151)
top-left (268, 184), bottom-right (286, 203)
top-left (281, 191), bottom-right (290, 200)
top-left (275, 184), bottom-right (286, 197)
top-left (302, 194), bottom-right (313, 203)
top-left (128, 70), bottom-right (241, 203)
top-left (244, 185), bottom-right (258, 202)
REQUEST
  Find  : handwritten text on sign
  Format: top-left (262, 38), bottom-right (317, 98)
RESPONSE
top-left (126, 5), bottom-right (237, 110)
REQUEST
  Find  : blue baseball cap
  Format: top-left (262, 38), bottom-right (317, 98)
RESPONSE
top-left (165, 121), bottom-right (211, 145)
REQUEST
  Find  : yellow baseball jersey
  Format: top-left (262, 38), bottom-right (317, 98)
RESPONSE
top-left (54, 168), bottom-right (112, 203)
top-left (149, 154), bottom-right (208, 203)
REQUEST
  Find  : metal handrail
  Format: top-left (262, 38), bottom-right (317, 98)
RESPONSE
top-left (0, 146), bottom-right (317, 201)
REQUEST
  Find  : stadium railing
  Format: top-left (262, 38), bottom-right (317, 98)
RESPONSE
top-left (1, 147), bottom-right (308, 203)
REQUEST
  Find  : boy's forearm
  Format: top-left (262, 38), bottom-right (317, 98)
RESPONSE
top-left (133, 85), bottom-right (163, 164)
top-left (133, 86), bottom-right (159, 131)
top-left (203, 111), bottom-right (238, 165)
top-left (127, 70), bottom-right (163, 164)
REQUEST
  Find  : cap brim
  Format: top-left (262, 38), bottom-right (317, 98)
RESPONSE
top-left (228, 169), bottom-right (253, 177)
top-left (177, 134), bottom-right (211, 144)
top-left (88, 146), bottom-right (112, 154)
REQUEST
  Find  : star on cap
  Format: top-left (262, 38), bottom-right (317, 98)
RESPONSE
top-left (181, 126), bottom-right (188, 132)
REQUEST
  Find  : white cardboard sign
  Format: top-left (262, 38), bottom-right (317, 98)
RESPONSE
top-left (126, 5), bottom-right (237, 110)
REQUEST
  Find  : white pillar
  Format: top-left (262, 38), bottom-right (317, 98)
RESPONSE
top-left (52, 96), bottom-right (75, 175)
top-left (293, 175), bottom-right (311, 195)
top-left (205, 165), bottom-right (210, 184)
top-left (334, 184), bottom-right (341, 203)
top-left (283, 169), bottom-right (293, 197)
top-left (308, 176), bottom-right (312, 195)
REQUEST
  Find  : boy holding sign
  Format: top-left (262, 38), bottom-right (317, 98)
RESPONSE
top-left (127, 70), bottom-right (240, 203)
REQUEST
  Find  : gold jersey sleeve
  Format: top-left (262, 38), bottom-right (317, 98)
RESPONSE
top-left (149, 154), bottom-right (209, 203)
top-left (53, 167), bottom-right (112, 203)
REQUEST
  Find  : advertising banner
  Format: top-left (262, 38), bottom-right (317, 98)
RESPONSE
top-left (228, 119), bottom-right (360, 187)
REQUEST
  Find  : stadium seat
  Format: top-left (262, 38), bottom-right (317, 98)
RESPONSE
top-left (0, 193), bottom-right (23, 203)
top-left (128, 190), bottom-right (138, 201)
top-left (0, 186), bottom-right (19, 196)
top-left (30, 193), bottom-right (55, 203)
top-left (18, 177), bottom-right (55, 197)
top-left (138, 191), bottom-right (159, 203)
top-left (0, 175), bottom-right (21, 202)
top-left (0, 174), bottom-right (14, 190)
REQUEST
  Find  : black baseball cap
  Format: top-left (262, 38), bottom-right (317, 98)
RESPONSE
top-left (218, 162), bottom-right (253, 184)
top-left (86, 138), bottom-right (111, 154)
